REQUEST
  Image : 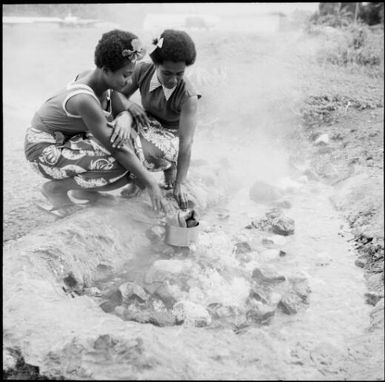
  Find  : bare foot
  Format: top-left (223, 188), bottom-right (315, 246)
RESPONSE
top-left (41, 181), bottom-right (73, 209)
top-left (164, 165), bottom-right (176, 188)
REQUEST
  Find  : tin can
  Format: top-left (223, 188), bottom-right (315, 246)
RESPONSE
top-left (165, 223), bottom-right (200, 247)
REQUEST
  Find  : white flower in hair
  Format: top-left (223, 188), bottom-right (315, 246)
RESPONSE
top-left (148, 37), bottom-right (164, 54)
top-left (121, 38), bottom-right (146, 62)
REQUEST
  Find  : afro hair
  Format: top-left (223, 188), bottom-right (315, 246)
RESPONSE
top-left (94, 29), bottom-right (139, 72)
top-left (149, 29), bottom-right (196, 66)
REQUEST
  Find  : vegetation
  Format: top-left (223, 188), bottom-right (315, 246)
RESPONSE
top-left (304, 3), bottom-right (384, 72)
top-left (309, 2), bottom-right (384, 27)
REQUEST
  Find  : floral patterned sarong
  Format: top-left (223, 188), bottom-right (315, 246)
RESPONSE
top-left (24, 127), bottom-right (128, 189)
top-left (135, 117), bottom-right (179, 172)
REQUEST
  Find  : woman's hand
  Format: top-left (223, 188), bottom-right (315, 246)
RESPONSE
top-left (173, 182), bottom-right (189, 210)
top-left (147, 182), bottom-right (171, 213)
top-left (127, 102), bottom-right (150, 127)
top-left (110, 111), bottom-right (133, 149)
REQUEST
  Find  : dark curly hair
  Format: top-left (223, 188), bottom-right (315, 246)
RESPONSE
top-left (94, 29), bottom-right (139, 72)
top-left (149, 29), bottom-right (196, 66)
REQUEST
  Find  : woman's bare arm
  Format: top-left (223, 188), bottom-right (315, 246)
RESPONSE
top-left (111, 79), bottom-right (150, 126)
top-left (173, 96), bottom-right (198, 208)
top-left (70, 94), bottom-right (164, 210)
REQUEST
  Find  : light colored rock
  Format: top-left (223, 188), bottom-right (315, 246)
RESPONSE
top-left (279, 294), bottom-right (302, 314)
top-left (153, 284), bottom-right (177, 309)
top-left (84, 287), bottom-right (102, 297)
top-left (119, 282), bottom-right (149, 304)
top-left (314, 133), bottom-right (329, 145)
top-left (172, 300), bottom-right (212, 327)
top-left (114, 305), bottom-right (127, 319)
top-left (271, 216), bottom-right (295, 236)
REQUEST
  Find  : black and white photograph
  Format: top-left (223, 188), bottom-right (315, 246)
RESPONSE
top-left (3, 2), bottom-right (384, 380)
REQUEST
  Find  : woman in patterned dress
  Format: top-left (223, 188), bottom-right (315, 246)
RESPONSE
top-left (112, 29), bottom-right (200, 210)
top-left (24, 29), bottom-right (168, 217)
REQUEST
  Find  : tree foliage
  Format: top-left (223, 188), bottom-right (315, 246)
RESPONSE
top-left (310, 2), bottom-right (384, 27)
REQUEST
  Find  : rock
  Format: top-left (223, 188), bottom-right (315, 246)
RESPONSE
top-left (365, 292), bottom-right (384, 306)
top-left (249, 285), bottom-right (282, 306)
top-left (279, 294), bottom-right (302, 314)
top-left (148, 311), bottom-right (176, 327)
top-left (172, 301), bottom-right (212, 327)
top-left (84, 287), bottom-right (102, 297)
top-left (271, 216), bottom-right (295, 236)
top-left (234, 241), bottom-right (252, 254)
top-left (119, 282), bottom-right (149, 304)
top-left (63, 273), bottom-right (78, 288)
top-left (123, 309), bottom-right (152, 324)
top-left (246, 301), bottom-right (276, 325)
top-left (145, 225), bottom-right (165, 243)
top-left (249, 180), bottom-right (282, 203)
top-left (120, 304), bottom-right (176, 327)
top-left (102, 287), bottom-right (123, 304)
top-left (279, 250), bottom-right (287, 257)
top-left (153, 284), bottom-right (177, 309)
top-left (99, 288), bottom-right (123, 312)
top-left (251, 267), bottom-right (286, 284)
top-left (114, 305), bottom-right (127, 319)
top-left (355, 258), bottom-right (366, 268)
top-left (249, 210), bottom-right (295, 236)
top-left (249, 287), bottom-right (269, 304)
top-left (100, 300), bottom-right (120, 313)
top-left (207, 303), bottom-right (241, 320)
top-left (289, 278), bottom-right (311, 303)
top-left (278, 275), bottom-right (311, 314)
top-left (314, 133), bottom-right (329, 145)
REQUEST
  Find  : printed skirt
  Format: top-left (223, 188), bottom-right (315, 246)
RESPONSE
top-left (24, 127), bottom-right (128, 189)
top-left (135, 117), bottom-right (179, 172)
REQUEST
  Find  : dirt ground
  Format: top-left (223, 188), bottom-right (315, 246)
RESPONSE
top-left (297, 106), bottom-right (384, 296)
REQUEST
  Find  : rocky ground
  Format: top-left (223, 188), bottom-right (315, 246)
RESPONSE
top-left (297, 104), bottom-right (384, 300)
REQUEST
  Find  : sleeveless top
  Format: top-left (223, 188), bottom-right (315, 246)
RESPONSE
top-left (30, 82), bottom-right (112, 136)
top-left (25, 81), bottom-right (112, 161)
top-left (126, 62), bottom-right (201, 130)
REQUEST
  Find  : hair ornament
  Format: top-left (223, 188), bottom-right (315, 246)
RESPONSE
top-left (122, 38), bottom-right (146, 62)
top-left (148, 36), bottom-right (164, 54)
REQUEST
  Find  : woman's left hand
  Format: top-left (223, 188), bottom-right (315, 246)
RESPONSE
top-left (173, 182), bottom-right (189, 210)
top-left (110, 111), bottom-right (133, 149)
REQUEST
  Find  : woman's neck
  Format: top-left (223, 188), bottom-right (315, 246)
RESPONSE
top-left (75, 69), bottom-right (107, 98)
